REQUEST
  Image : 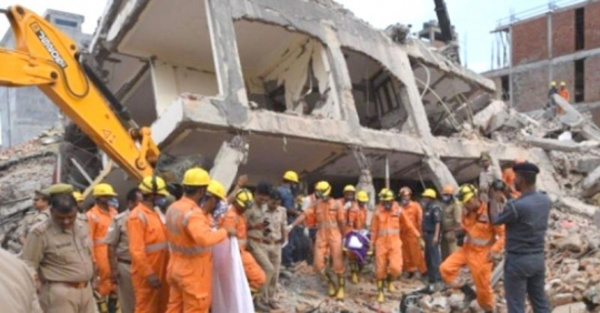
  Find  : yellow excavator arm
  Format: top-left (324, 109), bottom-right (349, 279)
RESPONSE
top-left (0, 6), bottom-right (159, 181)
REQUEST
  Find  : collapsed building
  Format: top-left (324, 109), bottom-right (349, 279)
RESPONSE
top-left (82, 0), bottom-right (564, 200)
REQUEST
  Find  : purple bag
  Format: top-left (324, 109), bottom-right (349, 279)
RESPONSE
top-left (344, 230), bottom-right (371, 265)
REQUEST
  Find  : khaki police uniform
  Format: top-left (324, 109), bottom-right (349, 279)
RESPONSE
top-left (441, 200), bottom-right (462, 260)
top-left (245, 202), bottom-right (274, 300)
top-left (14, 209), bottom-right (50, 250)
top-left (105, 210), bottom-right (134, 313)
top-left (0, 248), bottom-right (43, 313)
top-left (261, 205), bottom-right (287, 302)
top-left (21, 218), bottom-right (96, 313)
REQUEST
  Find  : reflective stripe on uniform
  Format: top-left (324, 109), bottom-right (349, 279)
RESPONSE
top-left (137, 211), bottom-right (148, 226)
top-left (238, 239), bottom-right (247, 246)
top-left (466, 236), bottom-right (494, 246)
top-left (168, 243), bottom-right (210, 255)
top-left (145, 242), bottom-right (168, 253)
top-left (182, 210), bottom-right (194, 227)
top-left (378, 229), bottom-right (400, 236)
top-left (93, 239), bottom-right (105, 246)
top-left (317, 221), bottom-right (338, 229)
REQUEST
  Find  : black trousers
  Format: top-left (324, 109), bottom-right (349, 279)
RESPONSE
top-left (423, 232), bottom-right (441, 283)
top-left (504, 252), bottom-right (550, 313)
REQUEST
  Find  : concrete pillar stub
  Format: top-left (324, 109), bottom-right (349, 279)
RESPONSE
top-left (209, 135), bottom-right (248, 190)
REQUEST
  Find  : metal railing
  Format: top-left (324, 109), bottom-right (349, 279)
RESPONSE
top-left (496, 0), bottom-right (588, 28)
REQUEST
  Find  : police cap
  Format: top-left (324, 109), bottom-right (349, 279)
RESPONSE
top-left (513, 162), bottom-right (540, 174)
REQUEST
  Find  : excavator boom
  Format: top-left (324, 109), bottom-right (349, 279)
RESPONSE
top-left (0, 6), bottom-right (159, 181)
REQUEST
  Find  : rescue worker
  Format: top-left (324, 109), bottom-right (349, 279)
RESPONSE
top-left (493, 162), bottom-right (551, 313)
top-left (479, 153), bottom-right (499, 203)
top-left (439, 184), bottom-right (505, 313)
top-left (502, 158), bottom-right (525, 199)
top-left (246, 182), bottom-right (276, 310)
top-left (559, 81), bottom-right (570, 102)
top-left (261, 190), bottom-right (288, 309)
top-left (73, 191), bottom-right (91, 235)
top-left (346, 190), bottom-right (369, 284)
top-left (87, 183), bottom-right (119, 301)
top-left (279, 170), bottom-right (304, 267)
top-left (288, 181), bottom-right (346, 300)
top-left (21, 191), bottom-right (96, 313)
top-left (0, 248), bottom-right (43, 313)
top-left (371, 189), bottom-right (422, 303)
top-left (165, 169), bottom-right (236, 313)
top-left (220, 189), bottom-right (267, 300)
top-left (16, 188), bottom-right (51, 247)
top-left (440, 185), bottom-right (462, 260)
top-left (127, 176), bottom-right (171, 313)
top-left (547, 81), bottom-right (558, 98)
top-left (340, 185), bottom-right (357, 212)
top-left (106, 188), bottom-right (142, 313)
top-left (399, 187), bottom-right (426, 279)
top-left (420, 188), bottom-right (442, 289)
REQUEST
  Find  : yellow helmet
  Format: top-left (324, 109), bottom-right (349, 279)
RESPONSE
top-left (182, 167), bottom-right (211, 186)
top-left (72, 191), bottom-right (84, 202)
top-left (343, 185), bottom-right (356, 193)
top-left (139, 176), bottom-right (169, 196)
top-left (93, 183), bottom-right (117, 197)
top-left (235, 189), bottom-right (254, 208)
top-left (283, 171), bottom-right (299, 183)
top-left (457, 184), bottom-right (478, 204)
top-left (315, 181), bottom-right (332, 197)
top-left (551, 81), bottom-right (557, 86)
top-left (379, 189), bottom-right (394, 201)
top-left (422, 188), bottom-right (437, 199)
top-left (560, 81), bottom-right (566, 86)
top-left (356, 190), bottom-right (369, 203)
top-left (207, 180), bottom-right (226, 200)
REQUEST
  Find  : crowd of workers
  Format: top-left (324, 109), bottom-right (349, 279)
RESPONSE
top-left (0, 152), bottom-right (551, 313)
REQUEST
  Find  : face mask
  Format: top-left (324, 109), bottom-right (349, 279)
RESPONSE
top-left (154, 197), bottom-right (168, 209)
top-left (441, 195), bottom-right (451, 203)
top-left (383, 202), bottom-right (392, 210)
top-left (401, 199), bottom-right (409, 206)
top-left (108, 198), bottom-right (119, 209)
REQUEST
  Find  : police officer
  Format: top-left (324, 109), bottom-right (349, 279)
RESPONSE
top-left (420, 188), bottom-right (442, 289)
top-left (21, 188), bottom-right (96, 313)
top-left (440, 185), bottom-right (462, 260)
top-left (493, 162), bottom-right (550, 313)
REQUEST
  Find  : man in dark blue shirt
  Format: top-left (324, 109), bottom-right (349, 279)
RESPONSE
top-left (493, 162), bottom-right (550, 313)
top-left (278, 171), bottom-right (303, 267)
top-left (421, 188), bottom-right (442, 289)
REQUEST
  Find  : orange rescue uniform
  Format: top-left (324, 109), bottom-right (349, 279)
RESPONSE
top-left (345, 200), bottom-right (367, 232)
top-left (557, 89), bottom-right (570, 114)
top-left (127, 203), bottom-right (170, 313)
top-left (400, 201), bottom-right (426, 274)
top-left (219, 206), bottom-right (266, 291)
top-left (440, 202), bottom-right (505, 311)
top-left (165, 197), bottom-right (227, 313)
top-left (304, 198), bottom-right (345, 274)
top-left (371, 202), bottom-right (420, 280)
top-left (502, 167), bottom-right (521, 198)
top-left (87, 204), bottom-right (117, 296)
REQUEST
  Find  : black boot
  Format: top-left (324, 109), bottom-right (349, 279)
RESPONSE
top-left (107, 293), bottom-right (118, 313)
top-left (460, 285), bottom-right (477, 309)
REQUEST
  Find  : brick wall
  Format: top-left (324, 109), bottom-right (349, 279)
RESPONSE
top-left (585, 1), bottom-right (600, 50)
top-left (513, 67), bottom-right (549, 111)
top-left (585, 55), bottom-right (600, 102)
top-left (512, 17), bottom-right (549, 66)
top-left (552, 9), bottom-right (575, 57)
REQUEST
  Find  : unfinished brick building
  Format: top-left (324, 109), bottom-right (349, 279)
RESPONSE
top-left (86, 0), bottom-right (561, 197)
top-left (486, 0), bottom-right (600, 125)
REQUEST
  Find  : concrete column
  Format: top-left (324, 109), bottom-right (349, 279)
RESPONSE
top-left (205, 0), bottom-right (249, 126)
top-left (209, 135), bottom-right (249, 190)
top-left (424, 156), bottom-right (458, 192)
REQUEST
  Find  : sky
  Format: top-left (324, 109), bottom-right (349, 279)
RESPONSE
top-left (0, 0), bottom-right (581, 73)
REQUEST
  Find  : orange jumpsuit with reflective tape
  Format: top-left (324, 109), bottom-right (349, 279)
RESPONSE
top-left (165, 197), bottom-right (227, 313)
top-left (440, 202), bottom-right (505, 311)
top-left (502, 167), bottom-right (521, 198)
top-left (371, 202), bottom-right (420, 280)
top-left (87, 205), bottom-right (117, 296)
top-left (304, 198), bottom-right (345, 274)
top-left (220, 206), bottom-right (266, 291)
top-left (127, 203), bottom-right (170, 313)
top-left (345, 201), bottom-right (367, 232)
top-left (400, 201), bottom-right (426, 274)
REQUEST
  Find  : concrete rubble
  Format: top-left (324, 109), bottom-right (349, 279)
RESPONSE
top-left (1, 0), bottom-right (600, 312)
